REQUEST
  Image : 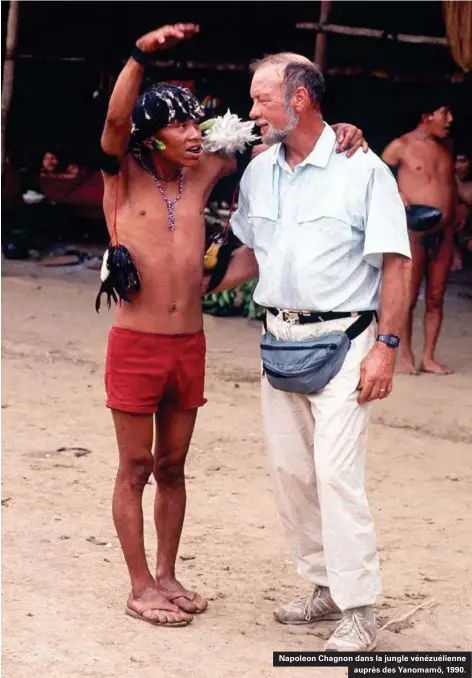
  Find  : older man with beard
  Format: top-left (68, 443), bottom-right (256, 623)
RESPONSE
top-left (213, 53), bottom-right (412, 652)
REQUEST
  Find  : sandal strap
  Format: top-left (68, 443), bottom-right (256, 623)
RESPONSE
top-left (168, 591), bottom-right (197, 602)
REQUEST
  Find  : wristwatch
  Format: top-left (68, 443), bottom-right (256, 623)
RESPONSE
top-left (376, 334), bottom-right (400, 348)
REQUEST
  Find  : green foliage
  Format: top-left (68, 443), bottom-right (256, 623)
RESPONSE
top-left (202, 288), bottom-right (238, 317)
top-left (202, 278), bottom-right (265, 320)
top-left (239, 278), bottom-right (265, 320)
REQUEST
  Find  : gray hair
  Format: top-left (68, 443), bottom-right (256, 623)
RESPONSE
top-left (251, 53), bottom-right (325, 108)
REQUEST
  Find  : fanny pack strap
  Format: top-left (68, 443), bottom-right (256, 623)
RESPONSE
top-left (263, 310), bottom-right (377, 338)
top-left (345, 311), bottom-right (377, 341)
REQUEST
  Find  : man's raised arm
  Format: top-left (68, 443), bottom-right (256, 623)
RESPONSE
top-left (101, 24), bottom-right (199, 161)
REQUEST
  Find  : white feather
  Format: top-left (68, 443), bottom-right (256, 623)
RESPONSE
top-left (202, 109), bottom-right (258, 156)
top-left (100, 249), bottom-right (110, 283)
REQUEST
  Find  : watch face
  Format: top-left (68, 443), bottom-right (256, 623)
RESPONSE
top-left (378, 334), bottom-right (400, 348)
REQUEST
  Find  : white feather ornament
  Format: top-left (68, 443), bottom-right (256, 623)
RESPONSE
top-left (100, 249), bottom-right (110, 283)
top-left (201, 109), bottom-right (258, 156)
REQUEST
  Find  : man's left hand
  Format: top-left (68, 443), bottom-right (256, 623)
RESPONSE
top-left (332, 123), bottom-right (368, 157)
top-left (358, 342), bottom-right (396, 404)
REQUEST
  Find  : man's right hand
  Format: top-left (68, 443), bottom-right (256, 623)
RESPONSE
top-left (136, 23), bottom-right (200, 54)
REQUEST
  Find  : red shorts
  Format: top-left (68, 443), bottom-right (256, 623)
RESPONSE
top-left (105, 327), bottom-right (207, 414)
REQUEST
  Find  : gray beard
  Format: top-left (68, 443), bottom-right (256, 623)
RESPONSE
top-left (262, 110), bottom-right (300, 146)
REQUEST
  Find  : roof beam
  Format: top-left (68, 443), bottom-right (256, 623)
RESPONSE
top-left (296, 22), bottom-right (448, 46)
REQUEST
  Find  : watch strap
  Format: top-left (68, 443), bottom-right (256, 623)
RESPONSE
top-left (376, 334), bottom-right (400, 348)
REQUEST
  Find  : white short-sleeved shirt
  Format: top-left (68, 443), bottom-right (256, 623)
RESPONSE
top-left (230, 124), bottom-right (411, 312)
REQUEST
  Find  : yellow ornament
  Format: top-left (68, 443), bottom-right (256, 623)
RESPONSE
top-left (204, 242), bottom-right (220, 271)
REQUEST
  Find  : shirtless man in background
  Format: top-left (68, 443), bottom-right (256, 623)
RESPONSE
top-left (382, 99), bottom-right (455, 375)
top-left (100, 22), bottom-right (366, 627)
top-left (456, 152), bottom-right (472, 204)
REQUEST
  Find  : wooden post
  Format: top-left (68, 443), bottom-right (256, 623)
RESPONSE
top-left (314, 0), bottom-right (332, 70)
top-left (1, 1), bottom-right (20, 178)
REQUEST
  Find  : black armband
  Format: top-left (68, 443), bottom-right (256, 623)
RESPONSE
top-left (99, 149), bottom-right (121, 176)
top-left (130, 45), bottom-right (153, 66)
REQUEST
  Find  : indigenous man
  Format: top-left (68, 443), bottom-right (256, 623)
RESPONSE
top-left (455, 151), bottom-right (472, 204)
top-left (99, 24), bottom-right (366, 627)
top-left (382, 98), bottom-right (455, 375)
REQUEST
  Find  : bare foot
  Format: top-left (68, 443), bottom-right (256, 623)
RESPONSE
top-left (396, 357), bottom-right (419, 375)
top-left (157, 577), bottom-right (208, 614)
top-left (420, 359), bottom-right (453, 375)
top-left (126, 586), bottom-right (193, 626)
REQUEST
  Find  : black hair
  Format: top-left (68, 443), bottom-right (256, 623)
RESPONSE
top-left (130, 83), bottom-right (204, 146)
top-left (418, 90), bottom-right (452, 118)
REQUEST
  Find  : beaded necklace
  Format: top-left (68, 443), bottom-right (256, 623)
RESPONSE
top-left (134, 153), bottom-right (184, 231)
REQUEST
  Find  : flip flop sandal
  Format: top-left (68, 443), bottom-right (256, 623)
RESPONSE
top-left (167, 591), bottom-right (208, 614)
top-left (125, 606), bottom-right (192, 627)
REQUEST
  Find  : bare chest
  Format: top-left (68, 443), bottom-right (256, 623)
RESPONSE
top-left (459, 180), bottom-right (472, 205)
top-left (105, 172), bottom-right (206, 249)
top-left (402, 140), bottom-right (453, 183)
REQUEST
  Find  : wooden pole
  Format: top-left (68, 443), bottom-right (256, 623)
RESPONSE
top-left (298, 22), bottom-right (448, 46)
top-left (1, 1), bottom-right (20, 178)
top-left (314, 1), bottom-right (332, 70)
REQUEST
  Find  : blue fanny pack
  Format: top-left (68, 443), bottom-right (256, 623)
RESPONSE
top-left (261, 312), bottom-right (375, 394)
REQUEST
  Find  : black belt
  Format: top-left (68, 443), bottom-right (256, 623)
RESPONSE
top-left (267, 308), bottom-right (377, 325)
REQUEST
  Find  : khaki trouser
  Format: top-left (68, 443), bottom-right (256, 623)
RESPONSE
top-left (261, 312), bottom-right (381, 611)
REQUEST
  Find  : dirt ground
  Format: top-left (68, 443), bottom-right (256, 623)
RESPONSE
top-left (2, 260), bottom-right (472, 678)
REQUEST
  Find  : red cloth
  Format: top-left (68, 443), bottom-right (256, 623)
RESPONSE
top-left (40, 170), bottom-right (104, 219)
top-left (105, 327), bottom-right (207, 414)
